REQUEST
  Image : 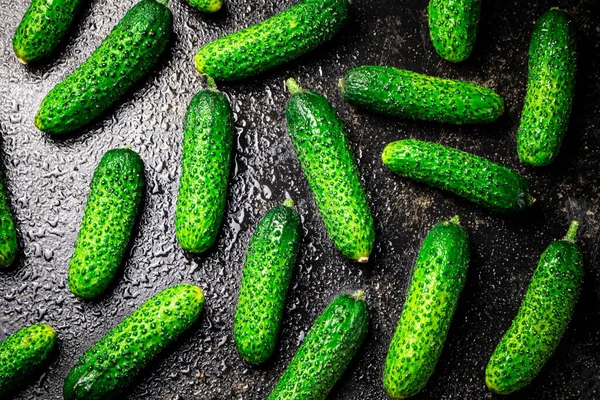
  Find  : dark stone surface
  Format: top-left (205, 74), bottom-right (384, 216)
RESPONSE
top-left (0, 0), bottom-right (599, 399)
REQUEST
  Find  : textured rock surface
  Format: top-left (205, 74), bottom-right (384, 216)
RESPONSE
top-left (0, 0), bottom-right (599, 399)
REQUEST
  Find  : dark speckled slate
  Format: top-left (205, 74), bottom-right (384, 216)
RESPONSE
top-left (0, 0), bottom-right (599, 399)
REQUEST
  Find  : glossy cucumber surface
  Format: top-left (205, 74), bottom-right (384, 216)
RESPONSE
top-left (175, 85), bottom-right (234, 253)
top-left (486, 222), bottom-right (583, 395)
top-left (428, 0), bottom-right (480, 62)
top-left (267, 291), bottom-right (368, 400)
top-left (234, 199), bottom-right (301, 364)
top-left (68, 148), bottom-right (144, 300)
top-left (13, 0), bottom-right (83, 63)
top-left (194, 0), bottom-right (349, 80)
top-left (286, 78), bottom-right (375, 262)
top-left (35, 0), bottom-right (173, 134)
top-left (0, 174), bottom-right (18, 268)
top-left (0, 324), bottom-right (56, 396)
top-left (517, 9), bottom-right (577, 166)
top-left (63, 284), bottom-right (205, 400)
top-left (382, 139), bottom-right (534, 213)
top-left (384, 216), bottom-right (470, 399)
top-left (340, 66), bottom-right (504, 124)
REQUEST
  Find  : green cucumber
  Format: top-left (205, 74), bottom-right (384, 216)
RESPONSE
top-left (485, 221), bottom-right (583, 395)
top-left (384, 216), bottom-right (470, 399)
top-left (0, 175), bottom-right (18, 268)
top-left (13, 0), bottom-right (83, 64)
top-left (428, 0), bottom-right (480, 62)
top-left (517, 9), bottom-right (577, 166)
top-left (382, 139), bottom-right (535, 213)
top-left (63, 284), bottom-right (204, 400)
top-left (68, 148), bottom-right (144, 300)
top-left (267, 291), bottom-right (368, 400)
top-left (194, 0), bottom-right (350, 81)
top-left (234, 199), bottom-right (301, 364)
top-left (34, 0), bottom-right (173, 134)
top-left (175, 81), bottom-right (234, 253)
top-left (339, 66), bottom-right (504, 124)
top-left (186, 0), bottom-right (222, 12)
top-left (285, 78), bottom-right (375, 262)
top-left (0, 324), bottom-right (56, 396)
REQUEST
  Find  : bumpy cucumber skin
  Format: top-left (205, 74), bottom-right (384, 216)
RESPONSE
top-left (428, 0), bottom-right (480, 62)
top-left (286, 81), bottom-right (375, 262)
top-left (186, 0), bottom-right (222, 12)
top-left (517, 9), bottom-right (577, 166)
top-left (0, 175), bottom-right (18, 268)
top-left (267, 292), bottom-right (368, 400)
top-left (194, 0), bottom-right (350, 81)
top-left (63, 284), bottom-right (204, 400)
top-left (485, 223), bottom-right (583, 395)
top-left (175, 89), bottom-right (233, 253)
top-left (340, 66), bottom-right (504, 124)
top-left (68, 149), bottom-right (144, 300)
top-left (34, 0), bottom-right (173, 134)
top-left (382, 140), bottom-right (534, 213)
top-left (13, 0), bottom-right (83, 63)
top-left (234, 200), bottom-right (301, 364)
top-left (0, 324), bottom-right (56, 396)
top-left (384, 217), bottom-right (470, 399)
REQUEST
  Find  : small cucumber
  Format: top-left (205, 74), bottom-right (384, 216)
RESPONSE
top-left (384, 216), bottom-right (470, 399)
top-left (63, 284), bottom-right (205, 400)
top-left (267, 291), bottom-right (368, 400)
top-left (517, 9), bottom-right (577, 166)
top-left (186, 0), bottom-right (222, 12)
top-left (339, 66), bottom-right (504, 124)
top-left (0, 324), bottom-right (56, 396)
top-left (13, 0), bottom-right (83, 64)
top-left (194, 0), bottom-right (350, 81)
top-left (175, 82), bottom-right (234, 253)
top-left (285, 78), bottom-right (375, 262)
top-left (68, 149), bottom-right (144, 300)
top-left (428, 0), bottom-right (480, 62)
top-left (234, 199), bottom-right (301, 364)
top-left (34, 0), bottom-right (173, 134)
top-left (485, 221), bottom-right (583, 395)
top-left (0, 175), bottom-right (18, 268)
top-left (382, 139), bottom-right (535, 213)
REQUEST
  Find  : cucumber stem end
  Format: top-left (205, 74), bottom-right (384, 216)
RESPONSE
top-left (449, 215), bottom-right (460, 224)
top-left (351, 290), bottom-right (365, 301)
top-left (206, 76), bottom-right (218, 92)
top-left (283, 198), bottom-right (295, 208)
top-left (357, 256), bottom-right (369, 263)
top-left (564, 221), bottom-right (579, 242)
top-left (285, 78), bottom-right (302, 94)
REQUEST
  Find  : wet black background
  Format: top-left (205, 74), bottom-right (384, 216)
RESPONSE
top-left (0, 0), bottom-right (599, 399)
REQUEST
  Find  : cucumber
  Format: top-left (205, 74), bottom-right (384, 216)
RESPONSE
top-left (13, 0), bottom-right (83, 64)
top-left (384, 216), bottom-right (470, 399)
top-left (0, 324), bottom-right (56, 396)
top-left (339, 66), bottom-right (504, 124)
top-left (428, 0), bottom-right (480, 62)
top-left (517, 9), bottom-right (577, 166)
top-left (63, 284), bottom-right (205, 400)
top-left (267, 291), bottom-right (368, 400)
top-left (0, 175), bottom-right (18, 268)
top-left (34, 0), bottom-right (173, 135)
top-left (285, 78), bottom-right (375, 262)
top-left (485, 221), bottom-right (583, 395)
top-left (194, 0), bottom-right (350, 81)
top-left (186, 0), bottom-right (222, 12)
top-left (234, 199), bottom-right (301, 364)
top-left (68, 148), bottom-right (144, 300)
top-left (175, 81), bottom-right (234, 253)
top-left (382, 139), bottom-right (535, 213)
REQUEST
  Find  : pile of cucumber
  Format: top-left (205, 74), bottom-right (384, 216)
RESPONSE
top-left (0, 0), bottom-right (587, 398)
